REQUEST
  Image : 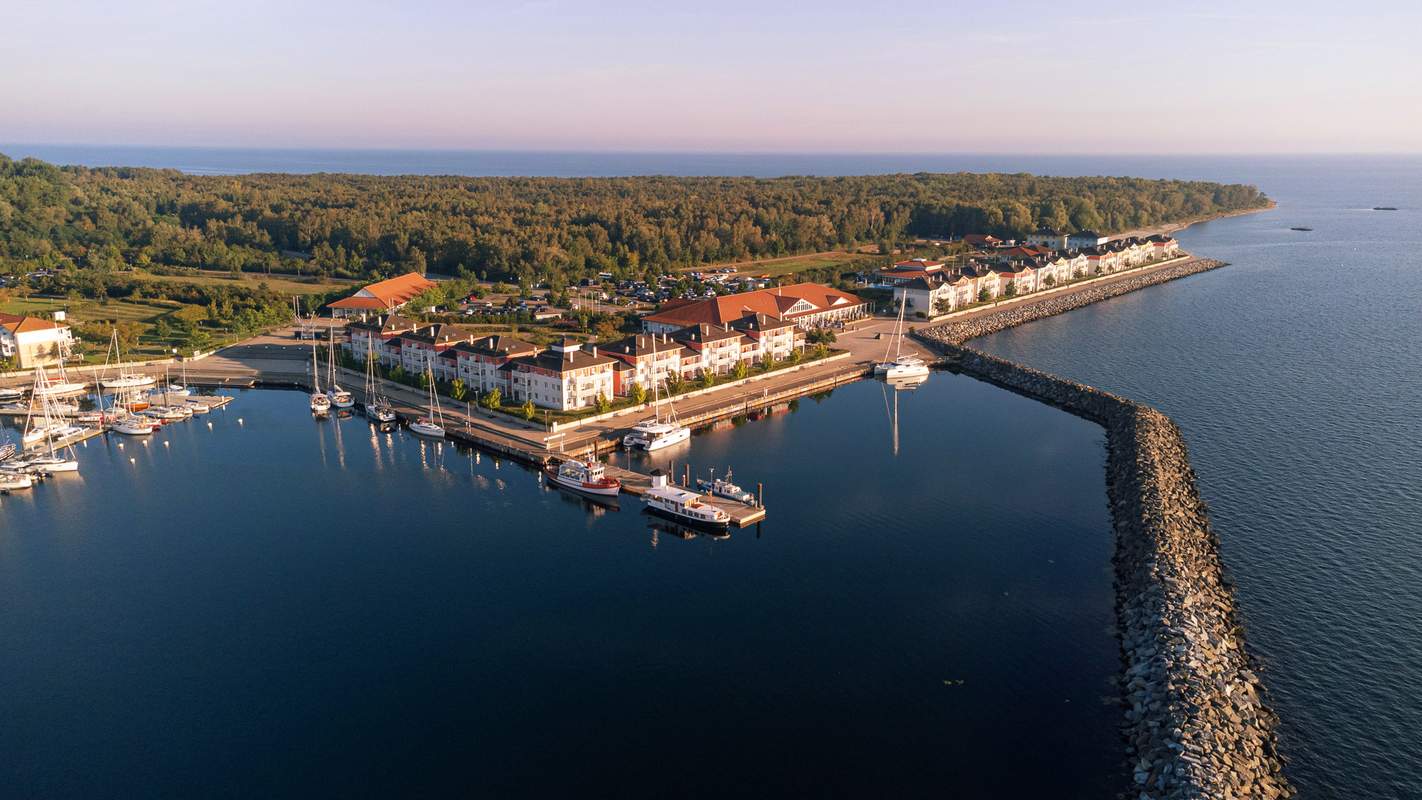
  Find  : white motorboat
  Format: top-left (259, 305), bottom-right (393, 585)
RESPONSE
top-left (0, 472), bottom-right (33, 491)
top-left (0, 387), bottom-right (22, 401)
top-left (874, 292), bottom-right (932, 379)
top-left (642, 472), bottom-right (729, 529)
top-left (185, 400), bottom-right (211, 414)
top-left (622, 378), bottom-right (689, 451)
top-left (623, 420), bottom-right (691, 451)
top-left (545, 458), bottom-right (622, 497)
top-left (696, 467), bottom-right (757, 505)
top-left (163, 383), bottom-right (190, 397)
top-left (110, 415), bottom-right (156, 435)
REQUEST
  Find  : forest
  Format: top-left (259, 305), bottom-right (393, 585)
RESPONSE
top-left (0, 153), bottom-right (1268, 291)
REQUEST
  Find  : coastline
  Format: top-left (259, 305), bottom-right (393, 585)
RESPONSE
top-left (912, 261), bottom-right (1295, 797)
top-left (1112, 200), bottom-right (1277, 241)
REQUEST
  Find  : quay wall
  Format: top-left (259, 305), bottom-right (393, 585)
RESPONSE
top-left (912, 338), bottom-right (1293, 797)
top-left (918, 257), bottom-right (1228, 346)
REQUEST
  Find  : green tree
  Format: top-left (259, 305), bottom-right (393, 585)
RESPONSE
top-left (700, 370), bottom-right (716, 389)
top-left (483, 387), bottom-right (502, 410)
top-left (390, 364), bottom-right (406, 383)
top-left (787, 348), bottom-right (803, 365)
top-left (593, 393), bottom-right (611, 413)
top-left (759, 354), bottom-right (775, 372)
top-left (731, 361), bottom-right (748, 380)
top-left (520, 399), bottom-right (536, 420)
top-left (628, 382), bottom-right (647, 405)
top-left (450, 378), bottom-right (468, 401)
top-left (811, 343), bottom-right (829, 360)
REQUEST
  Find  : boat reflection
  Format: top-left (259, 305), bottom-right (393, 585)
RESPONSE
top-left (644, 513), bottom-right (731, 542)
top-left (545, 481), bottom-right (620, 515)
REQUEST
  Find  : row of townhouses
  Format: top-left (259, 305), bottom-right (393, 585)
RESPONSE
top-left (345, 304), bottom-right (811, 411)
top-left (881, 233), bottom-right (1181, 316)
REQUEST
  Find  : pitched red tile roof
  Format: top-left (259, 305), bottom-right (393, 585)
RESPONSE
top-left (329, 272), bottom-right (437, 310)
top-left (642, 282), bottom-right (864, 328)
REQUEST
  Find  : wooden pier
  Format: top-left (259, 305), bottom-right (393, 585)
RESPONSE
top-left (597, 462), bottom-right (766, 528)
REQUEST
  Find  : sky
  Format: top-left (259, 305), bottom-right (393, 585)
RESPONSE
top-left (3, 0), bottom-right (1419, 154)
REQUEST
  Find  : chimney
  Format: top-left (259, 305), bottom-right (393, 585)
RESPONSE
top-left (591, 346), bottom-right (598, 357)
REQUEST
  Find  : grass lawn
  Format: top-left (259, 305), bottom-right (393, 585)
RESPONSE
top-left (130, 269), bottom-right (354, 295)
top-left (1, 296), bottom-right (235, 361)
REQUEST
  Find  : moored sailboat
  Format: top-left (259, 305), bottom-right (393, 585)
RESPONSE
top-left (874, 292), bottom-right (931, 380)
top-left (407, 355), bottom-right (445, 438)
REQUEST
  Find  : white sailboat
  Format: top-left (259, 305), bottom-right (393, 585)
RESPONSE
top-left (622, 375), bottom-right (690, 451)
top-left (98, 328), bottom-right (155, 391)
top-left (408, 355), bottom-right (445, 438)
top-left (309, 339), bottom-right (331, 415)
top-left (328, 324), bottom-right (355, 410)
top-left (20, 367), bottom-right (73, 447)
top-left (874, 292), bottom-right (931, 380)
top-left (362, 335), bottom-right (397, 425)
top-left (33, 356), bottom-right (87, 398)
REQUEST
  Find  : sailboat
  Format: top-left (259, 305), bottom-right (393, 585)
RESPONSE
top-left (408, 355), bottom-right (446, 438)
top-left (309, 339), bottom-right (331, 415)
top-left (33, 355), bottom-right (87, 398)
top-left (622, 374), bottom-right (690, 451)
top-left (327, 325), bottom-right (355, 410)
top-left (362, 335), bottom-right (397, 425)
top-left (874, 292), bottom-right (931, 379)
top-left (20, 367), bottom-right (78, 447)
top-left (98, 329), bottom-right (155, 391)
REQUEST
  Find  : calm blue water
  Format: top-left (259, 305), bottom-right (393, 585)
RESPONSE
top-left (0, 143), bottom-right (1375, 183)
top-left (1, 377), bottom-right (1119, 798)
top-left (978, 156), bottom-right (1422, 798)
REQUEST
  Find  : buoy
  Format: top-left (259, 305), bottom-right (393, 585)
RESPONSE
top-left (237, 418), bottom-right (244, 425)
top-left (163, 441), bottom-right (169, 447)
top-left (129, 457), bottom-right (136, 463)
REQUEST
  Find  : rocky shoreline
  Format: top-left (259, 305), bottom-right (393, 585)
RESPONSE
top-left (914, 326), bottom-right (1294, 796)
top-left (920, 257), bottom-right (1228, 346)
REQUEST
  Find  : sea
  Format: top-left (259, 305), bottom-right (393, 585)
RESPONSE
top-left (2, 147), bottom-right (1420, 797)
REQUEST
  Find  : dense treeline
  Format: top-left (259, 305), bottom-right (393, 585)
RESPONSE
top-left (0, 153), bottom-right (1267, 289)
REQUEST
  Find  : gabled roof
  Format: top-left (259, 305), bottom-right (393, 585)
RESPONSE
top-left (642, 282), bottom-right (864, 328)
top-left (0, 312), bottom-right (65, 334)
top-left (329, 272), bottom-right (436, 310)
top-left (512, 346), bottom-right (617, 374)
top-left (348, 312), bottom-right (418, 334)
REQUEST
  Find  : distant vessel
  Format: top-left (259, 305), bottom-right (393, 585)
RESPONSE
top-left (545, 458), bottom-right (622, 497)
top-left (1290, 226), bottom-right (1313, 231)
top-left (642, 472), bottom-right (730, 529)
top-left (1373, 206), bottom-right (1398, 211)
top-left (874, 292), bottom-right (931, 380)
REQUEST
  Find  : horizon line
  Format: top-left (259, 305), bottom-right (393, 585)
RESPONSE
top-left (4, 142), bottom-right (1421, 159)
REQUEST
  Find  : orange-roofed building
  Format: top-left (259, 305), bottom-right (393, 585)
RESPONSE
top-left (327, 272), bottom-right (437, 318)
top-left (1, 311), bottom-right (75, 368)
top-left (640, 282), bottom-right (867, 334)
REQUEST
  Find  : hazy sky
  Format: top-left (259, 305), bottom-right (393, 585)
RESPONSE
top-left (4, 0), bottom-right (1418, 153)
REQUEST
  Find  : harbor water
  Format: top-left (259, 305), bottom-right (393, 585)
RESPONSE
top-left (2, 376), bottom-right (1119, 797)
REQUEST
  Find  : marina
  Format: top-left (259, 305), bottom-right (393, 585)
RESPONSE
top-left (0, 376), bottom-right (1121, 798)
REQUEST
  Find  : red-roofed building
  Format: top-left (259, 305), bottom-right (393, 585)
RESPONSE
top-left (0, 312), bottom-right (75, 368)
top-left (641, 282), bottom-right (867, 334)
top-left (327, 272), bottom-right (437, 318)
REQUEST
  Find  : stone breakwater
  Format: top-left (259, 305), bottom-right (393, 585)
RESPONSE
top-left (914, 340), bottom-right (1294, 799)
top-left (922, 257), bottom-right (1228, 346)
